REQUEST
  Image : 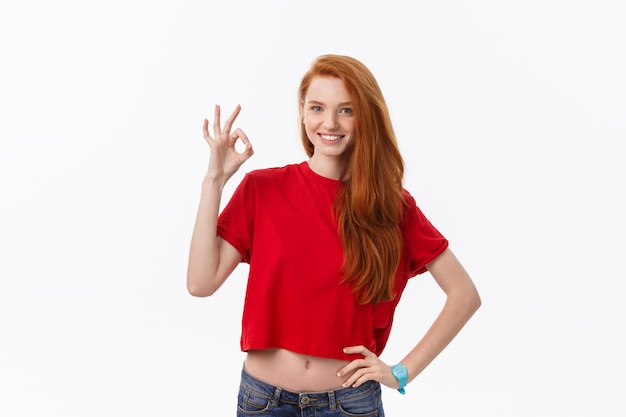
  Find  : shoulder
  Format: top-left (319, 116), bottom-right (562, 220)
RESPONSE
top-left (234, 163), bottom-right (305, 196)
top-left (400, 188), bottom-right (432, 225)
top-left (246, 163), bottom-right (299, 178)
top-left (401, 188), bottom-right (418, 209)
top-left (243, 163), bottom-right (303, 186)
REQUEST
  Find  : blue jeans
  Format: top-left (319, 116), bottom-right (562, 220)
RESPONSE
top-left (236, 367), bottom-right (385, 417)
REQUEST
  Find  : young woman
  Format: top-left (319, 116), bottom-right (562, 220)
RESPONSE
top-left (187, 54), bottom-right (481, 416)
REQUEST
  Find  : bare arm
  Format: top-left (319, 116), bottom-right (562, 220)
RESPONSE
top-left (398, 247), bottom-right (481, 383)
top-left (339, 248), bottom-right (481, 389)
top-left (186, 104), bottom-right (254, 297)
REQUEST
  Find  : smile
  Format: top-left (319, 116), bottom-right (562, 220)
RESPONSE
top-left (320, 134), bottom-right (343, 141)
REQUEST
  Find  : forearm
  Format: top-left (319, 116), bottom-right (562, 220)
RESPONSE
top-left (401, 285), bottom-right (481, 384)
top-left (187, 105), bottom-right (253, 296)
top-left (338, 284), bottom-right (479, 391)
top-left (186, 175), bottom-right (226, 296)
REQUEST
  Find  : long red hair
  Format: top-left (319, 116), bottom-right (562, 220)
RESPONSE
top-left (298, 55), bottom-right (405, 304)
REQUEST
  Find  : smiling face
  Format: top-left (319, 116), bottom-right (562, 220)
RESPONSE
top-left (300, 76), bottom-right (356, 176)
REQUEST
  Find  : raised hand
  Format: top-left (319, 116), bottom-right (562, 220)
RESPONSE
top-left (203, 104), bottom-right (254, 184)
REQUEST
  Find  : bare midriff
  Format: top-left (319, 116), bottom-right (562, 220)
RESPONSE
top-left (244, 348), bottom-right (355, 392)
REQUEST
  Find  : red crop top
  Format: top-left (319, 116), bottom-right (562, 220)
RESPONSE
top-left (217, 162), bottom-right (448, 360)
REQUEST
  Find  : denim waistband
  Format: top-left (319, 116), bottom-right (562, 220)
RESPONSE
top-left (240, 366), bottom-right (381, 409)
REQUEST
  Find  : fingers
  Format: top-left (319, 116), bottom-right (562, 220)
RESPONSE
top-left (202, 118), bottom-right (210, 141)
top-left (212, 105), bottom-right (222, 137)
top-left (230, 128), bottom-right (250, 145)
top-left (205, 104), bottom-right (244, 144)
top-left (201, 103), bottom-right (252, 179)
top-left (337, 346), bottom-right (371, 378)
top-left (337, 346), bottom-right (391, 388)
top-left (338, 361), bottom-right (375, 388)
top-left (212, 104), bottom-right (242, 137)
top-left (343, 345), bottom-right (375, 357)
top-left (222, 104), bottom-right (242, 135)
top-left (232, 128), bottom-right (254, 161)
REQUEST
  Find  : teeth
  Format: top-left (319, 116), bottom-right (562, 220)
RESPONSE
top-left (321, 135), bottom-right (342, 141)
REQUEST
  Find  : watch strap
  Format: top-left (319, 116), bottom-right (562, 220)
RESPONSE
top-left (391, 363), bottom-right (408, 395)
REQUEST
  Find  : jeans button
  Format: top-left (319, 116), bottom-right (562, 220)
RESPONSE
top-left (300, 396), bottom-right (310, 405)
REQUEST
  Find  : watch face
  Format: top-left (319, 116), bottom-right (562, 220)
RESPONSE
top-left (392, 364), bottom-right (408, 394)
top-left (393, 365), bottom-right (407, 378)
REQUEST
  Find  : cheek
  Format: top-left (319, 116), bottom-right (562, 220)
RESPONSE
top-left (344, 120), bottom-right (356, 135)
top-left (302, 117), bottom-right (315, 138)
top-left (303, 114), bottom-right (318, 129)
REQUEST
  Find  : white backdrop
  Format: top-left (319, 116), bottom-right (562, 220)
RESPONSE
top-left (1, 1), bottom-right (624, 415)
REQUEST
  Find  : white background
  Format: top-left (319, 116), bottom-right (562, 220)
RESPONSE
top-left (1, 0), bottom-right (624, 415)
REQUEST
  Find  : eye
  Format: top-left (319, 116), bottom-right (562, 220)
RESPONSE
top-left (310, 105), bottom-right (322, 112)
top-left (339, 107), bottom-right (353, 115)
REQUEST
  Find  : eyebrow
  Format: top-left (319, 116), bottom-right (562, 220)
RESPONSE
top-left (308, 100), bottom-right (353, 107)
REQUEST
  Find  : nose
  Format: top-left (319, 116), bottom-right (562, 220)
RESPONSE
top-left (323, 113), bottom-right (339, 130)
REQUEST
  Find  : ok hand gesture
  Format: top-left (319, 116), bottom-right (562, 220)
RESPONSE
top-left (203, 104), bottom-right (254, 184)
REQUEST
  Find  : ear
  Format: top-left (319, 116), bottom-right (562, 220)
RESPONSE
top-left (299, 99), bottom-right (305, 121)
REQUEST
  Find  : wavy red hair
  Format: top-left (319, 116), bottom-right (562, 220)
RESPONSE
top-left (298, 55), bottom-right (405, 304)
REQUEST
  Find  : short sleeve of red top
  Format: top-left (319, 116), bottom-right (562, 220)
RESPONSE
top-left (217, 162), bottom-right (448, 360)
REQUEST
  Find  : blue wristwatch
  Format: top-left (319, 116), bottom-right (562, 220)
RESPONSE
top-left (391, 363), bottom-right (408, 394)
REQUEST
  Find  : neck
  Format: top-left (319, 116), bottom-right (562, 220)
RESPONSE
top-left (307, 155), bottom-right (349, 181)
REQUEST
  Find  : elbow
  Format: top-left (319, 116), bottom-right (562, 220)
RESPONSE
top-left (449, 282), bottom-right (481, 317)
top-left (186, 274), bottom-right (219, 298)
top-left (466, 285), bottom-right (482, 315)
top-left (187, 285), bottom-right (214, 298)
top-left (470, 292), bottom-right (482, 314)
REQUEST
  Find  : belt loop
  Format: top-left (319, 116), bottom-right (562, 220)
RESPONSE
top-left (272, 387), bottom-right (282, 407)
top-left (328, 390), bottom-right (337, 410)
